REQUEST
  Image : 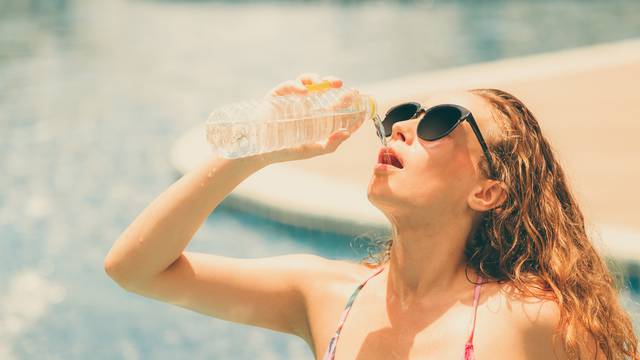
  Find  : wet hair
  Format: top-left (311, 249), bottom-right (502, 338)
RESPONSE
top-left (358, 88), bottom-right (639, 359)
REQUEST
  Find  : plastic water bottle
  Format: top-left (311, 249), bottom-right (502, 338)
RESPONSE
top-left (205, 81), bottom-right (382, 159)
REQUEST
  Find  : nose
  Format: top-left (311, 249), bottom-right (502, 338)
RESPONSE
top-left (387, 107), bottom-right (425, 143)
top-left (389, 118), bottom-right (418, 143)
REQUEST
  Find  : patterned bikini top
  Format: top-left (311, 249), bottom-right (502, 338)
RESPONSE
top-left (322, 266), bottom-right (483, 360)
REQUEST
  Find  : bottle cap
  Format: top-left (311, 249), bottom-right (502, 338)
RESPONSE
top-left (304, 80), bottom-right (378, 120)
top-left (304, 80), bottom-right (332, 92)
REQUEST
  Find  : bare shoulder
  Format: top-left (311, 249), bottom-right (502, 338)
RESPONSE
top-left (484, 282), bottom-right (603, 360)
top-left (291, 254), bottom-right (380, 285)
top-left (512, 293), bottom-right (606, 359)
top-left (291, 255), bottom-right (382, 356)
top-left (497, 284), bottom-right (561, 328)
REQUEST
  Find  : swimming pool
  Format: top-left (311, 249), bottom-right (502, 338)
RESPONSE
top-left (1, 0), bottom-right (639, 358)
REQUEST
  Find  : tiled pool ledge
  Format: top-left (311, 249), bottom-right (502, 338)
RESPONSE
top-left (171, 38), bottom-right (640, 262)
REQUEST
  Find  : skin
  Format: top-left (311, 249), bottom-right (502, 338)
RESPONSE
top-left (104, 73), bottom-right (574, 359)
top-left (367, 91), bottom-right (506, 306)
top-left (347, 91), bottom-right (570, 359)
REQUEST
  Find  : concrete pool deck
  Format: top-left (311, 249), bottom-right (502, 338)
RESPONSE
top-left (170, 38), bottom-right (640, 263)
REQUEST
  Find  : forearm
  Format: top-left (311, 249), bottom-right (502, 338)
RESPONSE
top-left (104, 152), bottom-right (268, 286)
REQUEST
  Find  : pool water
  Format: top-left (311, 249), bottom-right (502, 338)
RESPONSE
top-left (1, 0), bottom-right (639, 358)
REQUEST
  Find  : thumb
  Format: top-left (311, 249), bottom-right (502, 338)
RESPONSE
top-left (337, 129), bottom-right (351, 141)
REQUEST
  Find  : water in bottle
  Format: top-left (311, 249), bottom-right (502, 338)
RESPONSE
top-left (206, 81), bottom-right (386, 159)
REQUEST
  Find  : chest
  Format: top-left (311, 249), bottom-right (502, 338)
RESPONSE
top-left (307, 281), bottom-right (478, 360)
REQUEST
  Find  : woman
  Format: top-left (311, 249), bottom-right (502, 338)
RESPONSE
top-left (104, 73), bottom-right (638, 359)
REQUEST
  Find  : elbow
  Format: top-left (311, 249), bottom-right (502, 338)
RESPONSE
top-left (103, 256), bottom-right (124, 284)
top-left (103, 255), bottom-right (136, 291)
top-left (103, 255), bottom-right (120, 280)
top-left (103, 253), bottom-right (160, 294)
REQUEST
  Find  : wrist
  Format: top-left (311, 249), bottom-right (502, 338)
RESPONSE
top-left (201, 152), bottom-right (270, 174)
top-left (238, 152), bottom-right (273, 169)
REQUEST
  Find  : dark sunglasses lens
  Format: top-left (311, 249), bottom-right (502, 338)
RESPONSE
top-left (418, 105), bottom-right (462, 140)
top-left (383, 103), bottom-right (420, 136)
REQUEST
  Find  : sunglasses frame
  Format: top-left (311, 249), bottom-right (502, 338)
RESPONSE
top-left (381, 102), bottom-right (498, 179)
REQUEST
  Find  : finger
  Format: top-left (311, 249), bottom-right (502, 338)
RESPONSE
top-left (271, 80), bottom-right (308, 96)
top-left (268, 80), bottom-right (291, 96)
top-left (321, 75), bottom-right (343, 88)
top-left (321, 130), bottom-right (350, 153)
top-left (329, 88), bottom-right (356, 110)
top-left (278, 80), bottom-right (305, 95)
top-left (287, 81), bottom-right (309, 94)
top-left (348, 112), bottom-right (366, 132)
top-left (296, 72), bottom-right (322, 86)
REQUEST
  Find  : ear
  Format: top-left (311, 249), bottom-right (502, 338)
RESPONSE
top-left (467, 180), bottom-right (507, 212)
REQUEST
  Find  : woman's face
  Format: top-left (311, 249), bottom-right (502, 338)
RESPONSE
top-left (367, 91), bottom-right (499, 220)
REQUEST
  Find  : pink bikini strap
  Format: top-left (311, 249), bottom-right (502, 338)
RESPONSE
top-left (322, 266), bottom-right (386, 360)
top-left (466, 274), bottom-right (484, 344)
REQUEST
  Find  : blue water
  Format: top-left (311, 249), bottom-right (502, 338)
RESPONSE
top-left (1, 0), bottom-right (639, 358)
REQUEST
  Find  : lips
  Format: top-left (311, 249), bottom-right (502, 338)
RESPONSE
top-left (378, 147), bottom-right (404, 169)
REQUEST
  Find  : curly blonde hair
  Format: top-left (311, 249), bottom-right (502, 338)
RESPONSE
top-left (357, 88), bottom-right (639, 359)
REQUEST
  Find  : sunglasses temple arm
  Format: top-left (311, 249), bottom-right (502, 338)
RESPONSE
top-left (467, 115), bottom-right (498, 178)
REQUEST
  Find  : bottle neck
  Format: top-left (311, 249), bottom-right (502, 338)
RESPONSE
top-left (364, 94), bottom-right (377, 120)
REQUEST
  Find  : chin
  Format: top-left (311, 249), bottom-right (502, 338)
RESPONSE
top-left (367, 172), bottom-right (396, 193)
top-left (367, 185), bottom-right (398, 210)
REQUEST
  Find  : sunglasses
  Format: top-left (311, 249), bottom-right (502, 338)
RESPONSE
top-left (378, 102), bottom-right (498, 179)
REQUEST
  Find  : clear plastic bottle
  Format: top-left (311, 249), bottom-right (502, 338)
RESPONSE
top-left (205, 81), bottom-right (381, 159)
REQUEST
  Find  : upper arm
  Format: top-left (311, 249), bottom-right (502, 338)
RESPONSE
top-left (119, 251), bottom-right (329, 342)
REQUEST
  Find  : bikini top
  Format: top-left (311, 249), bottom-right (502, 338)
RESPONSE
top-left (321, 266), bottom-right (483, 360)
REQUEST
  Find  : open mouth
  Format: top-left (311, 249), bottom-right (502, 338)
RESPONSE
top-left (378, 148), bottom-right (404, 169)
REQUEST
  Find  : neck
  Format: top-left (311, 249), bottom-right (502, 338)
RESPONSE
top-left (383, 215), bottom-right (478, 309)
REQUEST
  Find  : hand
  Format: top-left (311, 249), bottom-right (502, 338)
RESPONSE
top-left (259, 73), bottom-right (362, 165)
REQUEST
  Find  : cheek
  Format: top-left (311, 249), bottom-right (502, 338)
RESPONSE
top-left (417, 137), bottom-right (456, 172)
top-left (425, 137), bottom-right (476, 171)
top-left (413, 138), bottom-right (475, 190)
top-left (396, 142), bottom-right (453, 197)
